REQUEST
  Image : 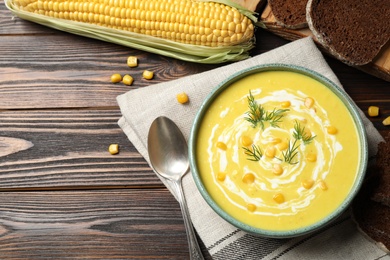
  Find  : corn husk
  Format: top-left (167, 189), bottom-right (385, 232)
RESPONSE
top-left (5, 0), bottom-right (257, 64)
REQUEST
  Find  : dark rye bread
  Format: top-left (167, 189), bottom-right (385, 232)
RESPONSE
top-left (352, 133), bottom-right (390, 253)
top-left (269, 0), bottom-right (308, 29)
top-left (306, 0), bottom-right (390, 66)
top-left (371, 133), bottom-right (390, 206)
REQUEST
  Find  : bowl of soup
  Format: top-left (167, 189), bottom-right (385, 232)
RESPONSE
top-left (188, 64), bottom-right (368, 238)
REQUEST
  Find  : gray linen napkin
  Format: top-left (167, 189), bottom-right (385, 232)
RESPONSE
top-left (117, 37), bottom-right (388, 259)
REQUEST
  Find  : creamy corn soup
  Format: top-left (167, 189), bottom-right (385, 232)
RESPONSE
top-left (196, 70), bottom-right (361, 231)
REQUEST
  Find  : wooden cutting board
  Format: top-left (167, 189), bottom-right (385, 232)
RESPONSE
top-left (258, 3), bottom-right (390, 82)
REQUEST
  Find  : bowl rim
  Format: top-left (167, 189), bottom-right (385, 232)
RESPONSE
top-left (188, 63), bottom-right (368, 238)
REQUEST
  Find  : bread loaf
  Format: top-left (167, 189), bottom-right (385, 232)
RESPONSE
top-left (306, 0), bottom-right (390, 65)
top-left (269, 0), bottom-right (308, 29)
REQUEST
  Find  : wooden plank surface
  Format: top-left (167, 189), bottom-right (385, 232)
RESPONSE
top-left (259, 4), bottom-right (390, 82)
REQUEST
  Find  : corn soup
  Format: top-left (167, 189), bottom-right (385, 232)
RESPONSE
top-left (195, 70), bottom-right (361, 232)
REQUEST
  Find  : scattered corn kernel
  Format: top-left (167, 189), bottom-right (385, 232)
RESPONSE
top-left (304, 97), bottom-right (315, 108)
top-left (302, 179), bottom-right (314, 189)
top-left (318, 180), bottom-right (328, 190)
top-left (273, 193), bottom-right (285, 204)
top-left (240, 135), bottom-right (253, 146)
top-left (216, 141), bottom-right (227, 150)
top-left (176, 92), bottom-right (189, 104)
top-left (272, 163), bottom-right (283, 175)
top-left (368, 106), bottom-right (379, 117)
top-left (265, 145), bottom-right (276, 158)
top-left (143, 70), bottom-right (154, 80)
top-left (108, 144), bottom-right (119, 155)
top-left (242, 173), bottom-right (255, 184)
top-left (122, 74), bottom-right (134, 86)
top-left (383, 116), bottom-right (390, 126)
top-left (277, 141), bottom-right (288, 151)
top-left (127, 56), bottom-right (138, 67)
top-left (327, 125), bottom-right (338, 135)
top-left (306, 153), bottom-right (317, 162)
top-left (110, 73), bottom-right (122, 83)
top-left (216, 172), bottom-right (226, 181)
top-left (247, 203), bottom-right (256, 212)
top-left (281, 101), bottom-right (291, 108)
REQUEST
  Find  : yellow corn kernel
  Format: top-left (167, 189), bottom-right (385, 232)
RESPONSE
top-left (306, 153), bottom-right (317, 162)
top-left (318, 180), bottom-right (328, 190)
top-left (281, 101), bottom-right (291, 108)
top-left (143, 70), bottom-right (154, 80)
top-left (240, 135), bottom-right (253, 146)
top-left (247, 203), bottom-right (256, 212)
top-left (122, 74), bottom-right (134, 85)
top-left (272, 163), bottom-right (283, 175)
top-left (327, 125), bottom-right (338, 135)
top-left (265, 145), bottom-right (276, 158)
top-left (304, 97), bottom-right (315, 108)
top-left (269, 137), bottom-right (281, 144)
top-left (302, 179), bottom-right (314, 189)
top-left (383, 116), bottom-right (390, 126)
top-left (242, 173), bottom-right (255, 184)
top-left (216, 172), bottom-right (226, 181)
top-left (216, 141), bottom-right (227, 150)
top-left (176, 92), bottom-right (189, 104)
top-left (273, 193), bottom-right (285, 204)
top-left (13, 0), bottom-right (254, 48)
top-left (110, 73), bottom-right (122, 83)
top-left (277, 141), bottom-right (288, 151)
top-left (108, 144), bottom-right (119, 155)
top-left (127, 56), bottom-right (138, 67)
top-left (368, 106), bottom-right (379, 117)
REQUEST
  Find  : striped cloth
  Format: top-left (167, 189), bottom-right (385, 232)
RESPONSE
top-left (117, 37), bottom-right (389, 259)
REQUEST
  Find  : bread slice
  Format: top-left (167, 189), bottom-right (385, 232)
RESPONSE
top-left (371, 133), bottom-right (390, 206)
top-left (306, 0), bottom-right (390, 65)
top-left (269, 0), bottom-right (308, 29)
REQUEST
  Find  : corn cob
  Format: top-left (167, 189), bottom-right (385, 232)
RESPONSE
top-left (6, 0), bottom-right (256, 63)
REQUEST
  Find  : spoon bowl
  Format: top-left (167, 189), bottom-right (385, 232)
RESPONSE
top-left (148, 116), bottom-right (204, 260)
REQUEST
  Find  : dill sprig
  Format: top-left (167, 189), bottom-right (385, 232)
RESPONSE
top-left (244, 91), bottom-right (289, 129)
top-left (292, 120), bottom-right (316, 144)
top-left (243, 144), bottom-right (263, 161)
top-left (280, 139), bottom-right (300, 165)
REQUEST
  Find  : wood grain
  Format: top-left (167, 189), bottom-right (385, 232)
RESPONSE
top-left (259, 4), bottom-right (390, 82)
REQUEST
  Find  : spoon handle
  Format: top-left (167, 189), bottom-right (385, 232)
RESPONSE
top-left (173, 180), bottom-right (205, 260)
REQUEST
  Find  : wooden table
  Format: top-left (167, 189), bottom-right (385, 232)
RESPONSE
top-left (0, 1), bottom-right (389, 258)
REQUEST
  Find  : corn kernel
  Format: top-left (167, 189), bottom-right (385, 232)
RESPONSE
top-left (383, 116), bottom-right (390, 126)
top-left (176, 92), bottom-right (189, 104)
top-left (108, 144), bottom-right (119, 155)
top-left (304, 97), bottom-right (315, 108)
top-left (110, 73), bottom-right (122, 83)
top-left (281, 101), bottom-right (291, 108)
top-left (127, 56), bottom-right (138, 67)
top-left (143, 70), bottom-right (154, 80)
top-left (327, 126), bottom-right (338, 135)
top-left (216, 141), bottom-right (227, 150)
top-left (240, 135), bottom-right (253, 146)
top-left (318, 180), bottom-right (328, 190)
top-left (368, 106), bottom-right (379, 117)
top-left (272, 163), bottom-right (283, 175)
top-left (122, 74), bottom-right (134, 85)
top-left (306, 153), bottom-right (317, 162)
top-left (277, 141), bottom-right (288, 151)
top-left (265, 145), bottom-right (276, 158)
top-left (216, 172), bottom-right (226, 181)
top-left (273, 193), bottom-right (285, 204)
top-left (302, 179), bottom-right (314, 189)
top-left (247, 203), bottom-right (256, 212)
top-left (269, 137), bottom-right (281, 144)
top-left (242, 173), bottom-right (255, 184)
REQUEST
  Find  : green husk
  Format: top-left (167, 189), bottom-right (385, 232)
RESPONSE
top-left (5, 0), bottom-right (256, 64)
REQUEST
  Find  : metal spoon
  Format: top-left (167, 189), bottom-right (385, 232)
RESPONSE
top-left (147, 116), bottom-right (204, 260)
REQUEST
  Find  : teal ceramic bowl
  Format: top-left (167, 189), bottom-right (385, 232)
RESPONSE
top-left (188, 64), bottom-right (368, 238)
